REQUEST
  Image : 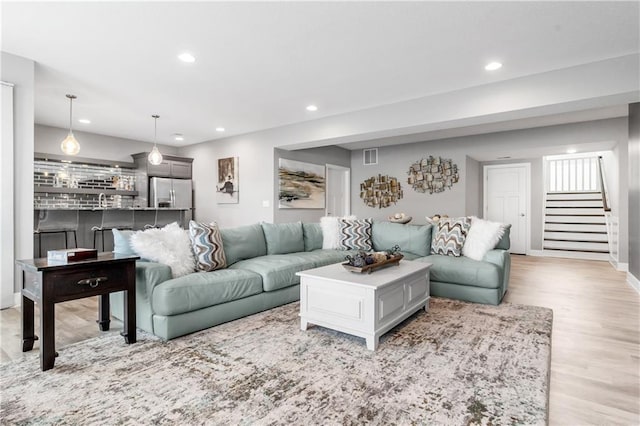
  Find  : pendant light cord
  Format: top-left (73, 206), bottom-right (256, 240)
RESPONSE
top-left (69, 97), bottom-right (73, 132)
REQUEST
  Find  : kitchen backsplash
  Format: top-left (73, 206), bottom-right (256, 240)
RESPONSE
top-left (34, 160), bottom-right (138, 209)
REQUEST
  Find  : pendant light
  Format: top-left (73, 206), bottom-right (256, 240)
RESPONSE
top-left (60, 94), bottom-right (80, 155)
top-left (148, 114), bottom-right (163, 165)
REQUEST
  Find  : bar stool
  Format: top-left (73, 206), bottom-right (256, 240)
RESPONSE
top-left (34, 210), bottom-right (79, 257)
top-left (92, 209), bottom-right (135, 252)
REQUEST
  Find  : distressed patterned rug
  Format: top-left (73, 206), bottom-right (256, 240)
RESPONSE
top-left (0, 298), bottom-right (552, 425)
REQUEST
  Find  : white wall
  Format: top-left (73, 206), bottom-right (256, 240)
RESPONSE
top-left (35, 124), bottom-right (177, 162)
top-left (629, 103), bottom-right (640, 281)
top-left (1, 52), bottom-right (35, 298)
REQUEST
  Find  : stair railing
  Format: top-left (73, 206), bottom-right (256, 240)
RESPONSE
top-left (597, 156), bottom-right (611, 212)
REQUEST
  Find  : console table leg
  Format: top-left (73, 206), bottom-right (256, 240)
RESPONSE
top-left (123, 289), bottom-right (136, 344)
top-left (97, 294), bottom-right (111, 331)
top-left (40, 301), bottom-right (56, 371)
top-left (21, 295), bottom-right (35, 352)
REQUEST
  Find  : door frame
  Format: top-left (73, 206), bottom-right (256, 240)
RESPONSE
top-left (325, 164), bottom-right (351, 217)
top-left (483, 163), bottom-right (531, 255)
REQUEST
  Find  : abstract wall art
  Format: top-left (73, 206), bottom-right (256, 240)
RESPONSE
top-left (359, 174), bottom-right (403, 208)
top-left (278, 159), bottom-right (326, 209)
top-left (217, 157), bottom-right (239, 204)
top-left (407, 156), bottom-right (459, 194)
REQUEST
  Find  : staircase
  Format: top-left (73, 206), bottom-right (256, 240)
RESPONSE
top-left (543, 191), bottom-right (609, 260)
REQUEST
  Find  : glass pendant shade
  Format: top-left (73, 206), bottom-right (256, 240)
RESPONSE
top-left (148, 145), bottom-right (163, 165)
top-left (61, 94), bottom-right (80, 155)
top-left (148, 114), bottom-right (163, 165)
top-left (60, 131), bottom-right (80, 155)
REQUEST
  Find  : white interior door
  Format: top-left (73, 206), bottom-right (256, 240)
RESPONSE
top-left (484, 164), bottom-right (529, 254)
top-left (325, 164), bottom-right (350, 217)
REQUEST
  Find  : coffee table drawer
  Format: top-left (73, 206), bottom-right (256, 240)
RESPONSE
top-left (49, 265), bottom-right (128, 300)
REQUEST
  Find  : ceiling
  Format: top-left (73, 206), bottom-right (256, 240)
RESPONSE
top-left (2, 2), bottom-right (639, 147)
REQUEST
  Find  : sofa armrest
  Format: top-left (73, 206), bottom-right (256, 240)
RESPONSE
top-left (136, 261), bottom-right (173, 308)
top-left (482, 249), bottom-right (511, 296)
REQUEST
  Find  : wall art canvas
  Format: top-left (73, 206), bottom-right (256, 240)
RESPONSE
top-left (407, 156), bottom-right (459, 194)
top-left (278, 159), bottom-right (325, 209)
top-left (217, 157), bottom-right (239, 204)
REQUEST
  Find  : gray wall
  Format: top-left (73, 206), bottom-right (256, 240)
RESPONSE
top-left (349, 118), bottom-right (627, 253)
top-left (35, 124), bottom-right (177, 162)
top-left (629, 103), bottom-right (640, 281)
top-left (274, 146), bottom-right (350, 224)
top-left (1, 52), bottom-right (35, 296)
top-left (350, 141), bottom-right (469, 223)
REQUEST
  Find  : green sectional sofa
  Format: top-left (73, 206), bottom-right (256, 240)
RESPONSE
top-left (112, 221), bottom-right (510, 340)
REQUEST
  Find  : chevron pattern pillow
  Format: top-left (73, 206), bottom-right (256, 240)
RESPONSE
top-left (430, 217), bottom-right (471, 257)
top-left (189, 221), bottom-right (227, 272)
top-left (338, 218), bottom-right (373, 251)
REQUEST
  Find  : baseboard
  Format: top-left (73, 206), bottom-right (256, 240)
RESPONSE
top-left (627, 272), bottom-right (640, 294)
top-left (534, 250), bottom-right (609, 261)
top-left (527, 250), bottom-right (545, 256)
top-left (615, 262), bottom-right (629, 272)
top-left (13, 292), bottom-right (21, 307)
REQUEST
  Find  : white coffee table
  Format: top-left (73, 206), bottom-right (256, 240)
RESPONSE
top-left (296, 260), bottom-right (431, 350)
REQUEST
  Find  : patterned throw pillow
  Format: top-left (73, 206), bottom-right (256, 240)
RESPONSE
top-left (339, 218), bottom-right (373, 251)
top-left (430, 217), bottom-right (471, 257)
top-left (189, 221), bottom-right (227, 272)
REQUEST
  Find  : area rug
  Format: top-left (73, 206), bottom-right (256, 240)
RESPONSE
top-left (0, 298), bottom-right (552, 425)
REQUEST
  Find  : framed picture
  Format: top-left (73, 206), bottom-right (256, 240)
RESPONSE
top-left (217, 157), bottom-right (239, 204)
top-left (278, 158), bottom-right (325, 209)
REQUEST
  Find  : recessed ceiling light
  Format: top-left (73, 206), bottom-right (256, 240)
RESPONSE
top-left (485, 62), bottom-right (502, 71)
top-left (174, 134), bottom-right (184, 141)
top-left (306, 105), bottom-right (318, 112)
top-left (566, 148), bottom-right (577, 154)
top-left (78, 119), bottom-right (91, 124)
top-left (178, 52), bottom-right (195, 63)
top-left (215, 127), bottom-right (225, 132)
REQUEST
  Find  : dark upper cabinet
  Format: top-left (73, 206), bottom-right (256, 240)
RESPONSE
top-left (132, 153), bottom-right (193, 179)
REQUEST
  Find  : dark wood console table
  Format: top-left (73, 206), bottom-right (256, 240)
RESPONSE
top-left (16, 253), bottom-right (139, 371)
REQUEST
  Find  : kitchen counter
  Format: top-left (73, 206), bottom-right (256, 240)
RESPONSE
top-left (33, 208), bottom-right (193, 257)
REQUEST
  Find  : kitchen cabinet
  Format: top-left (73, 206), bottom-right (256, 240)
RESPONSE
top-left (132, 153), bottom-right (193, 179)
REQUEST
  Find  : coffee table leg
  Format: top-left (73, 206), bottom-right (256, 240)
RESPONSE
top-left (40, 301), bottom-right (56, 371)
top-left (97, 294), bottom-right (111, 331)
top-left (21, 295), bottom-right (35, 352)
top-left (122, 289), bottom-right (136, 344)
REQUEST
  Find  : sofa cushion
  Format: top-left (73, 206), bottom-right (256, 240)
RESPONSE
top-left (339, 218), bottom-right (373, 251)
top-left (495, 224), bottom-right (512, 250)
top-left (220, 223), bottom-right (267, 265)
top-left (302, 223), bottom-right (323, 251)
top-left (230, 254), bottom-right (316, 292)
top-left (418, 255), bottom-right (502, 289)
top-left (261, 222), bottom-right (305, 255)
top-left (431, 217), bottom-right (471, 257)
top-left (189, 221), bottom-right (227, 271)
top-left (372, 222), bottom-right (432, 257)
top-left (151, 269), bottom-right (263, 316)
top-left (294, 249), bottom-right (353, 267)
top-left (112, 229), bottom-right (136, 256)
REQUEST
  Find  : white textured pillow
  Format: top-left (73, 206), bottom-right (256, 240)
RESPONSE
top-left (321, 215), bottom-right (356, 249)
top-left (131, 222), bottom-right (195, 278)
top-left (462, 216), bottom-right (506, 261)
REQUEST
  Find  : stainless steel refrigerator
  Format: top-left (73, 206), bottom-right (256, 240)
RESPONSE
top-left (150, 177), bottom-right (193, 208)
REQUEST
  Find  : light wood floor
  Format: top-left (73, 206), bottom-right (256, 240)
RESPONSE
top-left (1, 256), bottom-right (638, 425)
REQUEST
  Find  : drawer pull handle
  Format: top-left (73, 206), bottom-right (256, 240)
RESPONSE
top-left (77, 277), bottom-right (108, 288)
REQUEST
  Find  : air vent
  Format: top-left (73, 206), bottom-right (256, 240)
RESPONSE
top-left (363, 148), bottom-right (378, 165)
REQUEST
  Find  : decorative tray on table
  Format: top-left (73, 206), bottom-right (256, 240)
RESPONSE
top-left (342, 254), bottom-right (404, 274)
